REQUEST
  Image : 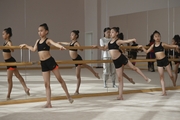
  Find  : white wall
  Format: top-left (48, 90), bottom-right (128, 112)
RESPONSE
top-left (101, 0), bottom-right (180, 32)
top-left (107, 0), bottom-right (180, 16)
top-left (84, 0), bottom-right (99, 60)
top-left (0, 0), bottom-right (85, 64)
top-left (84, 0), bottom-right (180, 59)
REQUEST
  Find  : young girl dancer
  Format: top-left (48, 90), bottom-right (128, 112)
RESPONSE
top-left (141, 30), bottom-right (178, 96)
top-left (95, 27), bottom-right (151, 100)
top-left (170, 35), bottom-right (180, 83)
top-left (20, 23), bottom-right (73, 108)
top-left (58, 30), bottom-right (100, 95)
top-left (100, 27), bottom-right (134, 88)
top-left (146, 34), bottom-right (155, 72)
top-left (2, 27), bottom-right (30, 100)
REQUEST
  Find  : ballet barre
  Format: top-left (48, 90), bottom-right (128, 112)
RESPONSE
top-left (55, 58), bottom-right (179, 64)
top-left (0, 46), bottom-right (179, 64)
top-left (1, 58), bottom-right (179, 66)
top-left (0, 45), bottom-right (178, 50)
top-left (0, 62), bottom-right (35, 66)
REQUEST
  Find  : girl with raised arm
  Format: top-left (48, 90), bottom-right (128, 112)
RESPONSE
top-left (2, 27), bottom-right (30, 100)
top-left (171, 35), bottom-right (180, 83)
top-left (96, 27), bottom-right (151, 100)
top-left (58, 30), bottom-right (100, 95)
top-left (141, 30), bottom-right (178, 96)
top-left (20, 23), bottom-right (73, 108)
top-left (100, 27), bottom-right (135, 88)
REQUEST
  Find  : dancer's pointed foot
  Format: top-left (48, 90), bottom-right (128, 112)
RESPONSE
top-left (161, 93), bottom-right (167, 96)
top-left (68, 98), bottom-right (74, 104)
top-left (6, 97), bottom-right (11, 101)
top-left (95, 73), bottom-right (100, 79)
top-left (43, 104), bottom-right (52, 108)
top-left (25, 88), bottom-right (30, 96)
top-left (74, 92), bottom-right (79, 95)
top-left (172, 81), bottom-right (176, 87)
top-left (129, 78), bottom-right (135, 84)
top-left (117, 96), bottom-right (124, 100)
top-left (146, 78), bottom-right (151, 83)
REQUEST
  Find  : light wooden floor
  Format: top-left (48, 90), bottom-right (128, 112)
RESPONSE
top-left (0, 67), bottom-right (180, 120)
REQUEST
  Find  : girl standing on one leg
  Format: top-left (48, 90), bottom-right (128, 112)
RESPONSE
top-left (95, 27), bottom-right (151, 100)
top-left (20, 23), bottom-right (73, 108)
top-left (171, 35), bottom-right (180, 83)
top-left (146, 34), bottom-right (155, 72)
top-left (141, 30), bottom-right (178, 96)
top-left (58, 30), bottom-right (100, 95)
top-left (100, 27), bottom-right (134, 88)
top-left (2, 27), bottom-right (30, 100)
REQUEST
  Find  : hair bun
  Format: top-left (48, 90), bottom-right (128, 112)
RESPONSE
top-left (76, 30), bottom-right (79, 34)
top-left (116, 27), bottom-right (120, 31)
top-left (4, 27), bottom-right (13, 37)
top-left (7, 27), bottom-right (12, 31)
top-left (118, 32), bottom-right (124, 40)
top-left (174, 35), bottom-right (180, 39)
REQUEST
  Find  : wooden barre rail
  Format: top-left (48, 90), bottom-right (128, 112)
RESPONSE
top-left (55, 59), bottom-right (180, 64)
top-left (0, 45), bottom-right (178, 50)
top-left (0, 62), bottom-right (35, 66)
top-left (0, 59), bottom-right (179, 66)
top-left (56, 60), bottom-right (112, 64)
top-left (130, 58), bottom-right (179, 62)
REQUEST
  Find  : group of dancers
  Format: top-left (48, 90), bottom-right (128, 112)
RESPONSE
top-left (1, 23), bottom-right (180, 108)
top-left (99, 27), bottom-right (179, 97)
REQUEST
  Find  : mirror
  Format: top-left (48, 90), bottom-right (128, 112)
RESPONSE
top-left (0, 0), bottom-right (180, 104)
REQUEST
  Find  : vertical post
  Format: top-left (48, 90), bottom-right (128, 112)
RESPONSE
top-left (167, 0), bottom-right (170, 44)
top-left (173, 49), bottom-right (174, 58)
top-left (20, 49), bottom-right (23, 62)
top-left (28, 49), bottom-right (31, 62)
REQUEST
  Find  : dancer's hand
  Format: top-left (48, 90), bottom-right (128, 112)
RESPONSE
top-left (132, 38), bottom-right (136, 43)
top-left (92, 45), bottom-right (98, 48)
top-left (19, 44), bottom-right (27, 48)
top-left (59, 46), bottom-right (66, 50)
top-left (138, 45), bottom-right (143, 49)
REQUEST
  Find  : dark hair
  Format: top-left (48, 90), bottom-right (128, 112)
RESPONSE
top-left (4, 27), bottom-right (12, 37)
top-left (152, 30), bottom-right (161, 37)
top-left (111, 27), bottom-right (120, 33)
top-left (173, 34), bottom-right (180, 45)
top-left (72, 30), bottom-right (80, 39)
top-left (103, 27), bottom-right (111, 37)
top-left (118, 33), bottom-right (124, 40)
top-left (149, 34), bottom-right (155, 43)
top-left (39, 23), bottom-right (49, 33)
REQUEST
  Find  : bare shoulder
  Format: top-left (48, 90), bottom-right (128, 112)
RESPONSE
top-left (46, 38), bottom-right (54, 43)
top-left (75, 41), bottom-right (80, 46)
top-left (7, 40), bottom-right (12, 45)
top-left (116, 39), bottom-right (123, 45)
top-left (36, 39), bottom-right (40, 42)
top-left (161, 42), bottom-right (168, 46)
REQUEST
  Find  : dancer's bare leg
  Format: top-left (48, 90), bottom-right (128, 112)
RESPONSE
top-left (157, 67), bottom-right (167, 96)
top-left (165, 64), bottom-right (176, 86)
top-left (75, 65), bottom-right (81, 94)
top-left (174, 63), bottom-right (179, 83)
top-left (82, 64), bottom-right (100, 79)
top-left (126, 60), bottom-right (151, 83)
top-left (6, 70), bottom-right (13, 100)
top-left (116, 66), bottom-right (124, 100)
top-left (123, 72), bottom-right (135, 84)
top-left (52, 68), bottom-right (73, 104)
top-left (42, 71), bottom-right (52, 108)
top-left (14, 69), bottom-right (30, 96)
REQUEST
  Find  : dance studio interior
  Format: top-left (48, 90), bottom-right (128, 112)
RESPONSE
top-left (0, 0), bottom-right (180, 120)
